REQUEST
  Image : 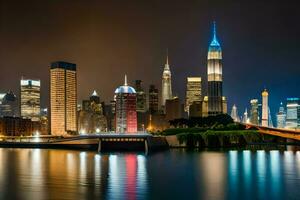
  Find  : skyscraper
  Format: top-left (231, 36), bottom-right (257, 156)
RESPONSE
top-left (161, 51), bottom-right (172, 109)
top-left (185, 77), bottom-right (202, 115)
top-left (50, 61), bottom-right (77, 135)
top-left (149, 84), bottom-right (159, 114)
top-left (230, 104), bottom-right (240, 122)
top-left (20, 79), bottom-right (41, 121)
top-left (250, 99), bottom-right (259, 125)
top-left (135, 80), bottom-right (147, 113)
top-left (114, 75), bottom-right (137, 133)
top-left (285, 98), bottom-right (300, 129)
top-left (207, 22), bottom-right (224, 116)
top-left (276, 102), bottom-right (286, 128)
top-left (261, 89), bottom-right (269, 127)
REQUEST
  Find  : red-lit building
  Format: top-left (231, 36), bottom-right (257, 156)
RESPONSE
top-left (114, 75), bottom-right (137, 133)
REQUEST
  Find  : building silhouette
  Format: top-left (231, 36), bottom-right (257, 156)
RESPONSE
top-left (50, 61), bottom-right (77, 135)
top-left (135, 80), bottom-right (147, 113)
top-left (185, 77), bottom-right (202, 115)
top-left (165, 97), bottom-right (182, 121)
top-left (20, 79), bottom-right (41, 121)
top-left (114, 75), bottom-right (137, 133)
top-left (148, 84), bottom-right (159, 114)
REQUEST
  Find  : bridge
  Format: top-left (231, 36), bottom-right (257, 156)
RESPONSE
top-left (0, 133), bottom-right (169, 153)
top-left (245, 123), bottom-right (300, 141)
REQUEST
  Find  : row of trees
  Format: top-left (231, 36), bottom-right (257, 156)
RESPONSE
top-left (169, 114), bottom-right (238, 129)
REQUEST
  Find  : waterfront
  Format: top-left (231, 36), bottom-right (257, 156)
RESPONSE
top-left (0, 148), bottom-right (300, 200)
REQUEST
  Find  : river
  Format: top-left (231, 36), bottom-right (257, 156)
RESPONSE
top-left (0, 148), bottom-right (299, 200)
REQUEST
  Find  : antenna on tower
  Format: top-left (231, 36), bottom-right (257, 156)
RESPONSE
top-left (166, 48), bottom-right (169, 65)
top-left (124, 74), bottom-right (128, 86)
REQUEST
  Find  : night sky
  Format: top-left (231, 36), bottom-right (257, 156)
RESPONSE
top-left (0, 0), bottom-right (300, 120)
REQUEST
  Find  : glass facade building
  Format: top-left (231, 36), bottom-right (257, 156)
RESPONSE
top-left (20, 79), bottom-right (41, 121)
top-left (285, 98), bottom-right (300, 129)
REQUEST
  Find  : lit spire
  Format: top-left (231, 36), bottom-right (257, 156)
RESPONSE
top-left (209, 21), bottom-right (220, 47)
top-left (213, 21), bottom-right (217, 41)
top-left (124, 74), bottom-right (128, 86)
top-left (166, 48), bottom-right (169, 65)
top-left (91, 90), bottom-right (98, 96)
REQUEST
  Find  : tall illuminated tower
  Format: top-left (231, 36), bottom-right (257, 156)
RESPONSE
top-left (207, 22), bottom-right (223, 115)
top-left (50, 61), bottom-right (77, 135)
top-left (261, 89), bottom-right (269, 127)
top-left (114, 75), bottom-right (137, 133)
top-left (20, 79), bottom-right (41, 121)
top-left (161, 51), bottom-right (172, 109)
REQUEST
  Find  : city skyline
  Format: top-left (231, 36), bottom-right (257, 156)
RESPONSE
top-left (0, 1), bottom-right (300, 119)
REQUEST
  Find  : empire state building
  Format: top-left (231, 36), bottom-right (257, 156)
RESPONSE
top-left (207, 22), bottom-right (226, 115)
top-left (161, 52), bottom-right (173, 108)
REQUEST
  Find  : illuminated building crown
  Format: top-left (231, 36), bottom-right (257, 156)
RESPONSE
top-left (208, 21), bottom-right (221, 51)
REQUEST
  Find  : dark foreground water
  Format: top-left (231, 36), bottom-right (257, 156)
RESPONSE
top-left (0, 148), bottom-right (300, 200)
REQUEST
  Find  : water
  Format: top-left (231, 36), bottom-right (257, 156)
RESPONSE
top-left (0, 148), bottom-right (300, 200)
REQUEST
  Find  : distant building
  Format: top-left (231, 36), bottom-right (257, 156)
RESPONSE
top-left (242, 108), bottom-right (249, 123)
top-left (0, 117), bottom-right (42, 136)
top-left (148, 84), bottom-right (159, 114)
top-left (250, 99), bottom-right (259, 125)
top-left (261, 89), bottom-right (269, 127)
top-left (104, 101), bottom-right (116, 132)
top-left (114, 75), bottom-right (137, 133)
top-left (0, 91), bottom-right (18, 117)
top-left (78, 90), bottom-right (107, 134)
top-left (161, 51), bottom-right (173, 109)
top-left (285, 98), bottom-right (300, 129)
top-left (20, 79), bottom-right (41, 121)
top-left (185, 77), bottom-right (202, 115)
top-left (135, 80), bottom-right (147, 113)
top-left (50, 61), bottom-right (77, 135)
top-left (230, 104), bottom-right (240, 122)
top-left (147, 113), bottom-right (169, 132)
top-left (202, 96), bottom-right (209, 117)
top-left (276, 102), bottom-right (286, 128)
top-left (165, 97), bottom-right (182, 121)
top-left (207, 22), bottom-right (224, 116)
top-left (189, 101), bottom-right (202, 118)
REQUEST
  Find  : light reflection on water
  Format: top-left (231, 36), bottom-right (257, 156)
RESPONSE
top-left (0, 148), bottom-right (299, 199)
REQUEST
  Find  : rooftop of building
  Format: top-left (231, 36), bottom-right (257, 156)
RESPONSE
top-left (115, 75), bottom-right (136, 94)
top-left (50, 61), bottom-right (76, 71)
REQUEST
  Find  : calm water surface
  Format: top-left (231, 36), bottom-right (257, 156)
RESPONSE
top-left (0, 148), bottom-right (300, 200)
